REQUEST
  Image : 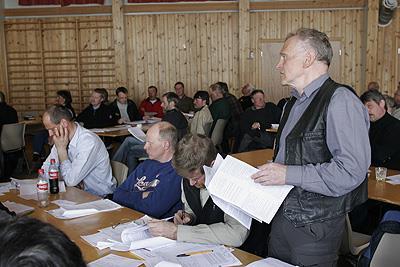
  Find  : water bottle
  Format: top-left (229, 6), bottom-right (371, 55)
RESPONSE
top-left (48, 159), bottom-right (59, 194)
top-left (37, 169), bottom-right (49, 207)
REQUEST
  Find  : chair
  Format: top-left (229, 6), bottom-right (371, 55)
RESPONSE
top-left (210, 119), bottom-right (227, 152)
top-left (370, 233), bottom-right (400, 267)
top-left (0, 123), bottom-right (30, 172)
top-left (340, 214), bottom-right (371, 256)
top-left (111, 160), bottom-right (128, 186)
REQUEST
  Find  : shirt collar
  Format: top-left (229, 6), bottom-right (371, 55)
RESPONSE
top-left (291, 73), bottom-right (329, 100)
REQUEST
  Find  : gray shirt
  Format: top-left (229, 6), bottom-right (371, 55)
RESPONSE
top-left (275, 74), bottom-right (371, 197)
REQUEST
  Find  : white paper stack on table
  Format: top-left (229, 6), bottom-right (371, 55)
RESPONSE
top-left (88, 254), bottom-right (143, 267)
top-left (2, 200), bottom-right (35, 216)
top-left (245, 257), bottom-right (298, 267)
top-left (47, 199), bottom-right (121, 219)
top-left (205, 154), bottom-right (293, 227)
top-left (81, 215), bottom-right (175, 252)
top-left (0, 182), bottom-right (12, 196)
top-left (386, 174), bottom-right (400, 185)
top-left (131, 242), bottom-right (241, 267)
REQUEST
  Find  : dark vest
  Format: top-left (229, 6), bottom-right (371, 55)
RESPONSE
top-left (274, 78), bottom-right (368, 227)
top-left (182, 179), bottom-right (224, 225)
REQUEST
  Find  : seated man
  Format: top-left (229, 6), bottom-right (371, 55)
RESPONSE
top-left (110, 86), bottom-right (141, 124)
top-left (209, 83), bottom-right (231, 134)
top-left (174, 81), bottom-right (194, 113)
top-left (112, 92), bottom-right (188, 174)
top-left (238, 90), bottom-right (282, 152)
top-left (190, 90), bottom-right (213, 136)
top-left (139, 86), bottom-right (164, 118)
top-left (360, 90), bottom-right (400, 170)
top-left (238, 83), bottom-right (254, 111)
top-left (113, 122), bottom-right (182, 219)
top-left (76, 88), bottom-right (116, 129)
top-left (148, 133), bottom-right (249, 246)
top-left (41, 105), bottom-right (116, 196)
top-left (0, 216), bottom-right (85, 267)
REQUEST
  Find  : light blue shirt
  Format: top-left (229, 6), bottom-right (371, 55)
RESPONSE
top-left (42, 123), bottom-right (116, 196)
top-left (275, 74), bottom-right (371, 197)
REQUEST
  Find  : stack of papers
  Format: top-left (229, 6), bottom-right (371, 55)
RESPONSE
top-left (205, 154), bottom-right (293, 226)
top-left (0, 182), bottom-right (12, 196)
top-left (131, 242), bottom-right (241, 267)
top-left (48, 199), bottom-right (121, 219)
top-left (246, 257), bottom-right (297, 267)
top-left (88, 254), bottom-right (143, 267)
top-left (2, 201), bottom-right (35, 216)
top-left (81, 215), bottom-right (175, 251)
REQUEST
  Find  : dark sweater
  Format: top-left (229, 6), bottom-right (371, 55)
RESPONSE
top-left (0, 103), bottom-right (18, 134)
top-left (110, 99), bottom-right (141, 122)
top-left (240, 103), bottom-right (282, 137)
top-left (369, 112), bottom-right (400, 170)
top-left (76, 103), bottom-right (116, 129)
top-left (163, 109), bottom-right (188, 140)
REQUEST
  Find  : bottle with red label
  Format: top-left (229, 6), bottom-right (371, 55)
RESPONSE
top-left (37, 168), bottom-right (49, 207)
top-left (48, 159), bottom-right (59, 194)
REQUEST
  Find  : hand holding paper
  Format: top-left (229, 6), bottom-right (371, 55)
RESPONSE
top-left (251, 162), bottom-right (287, 185)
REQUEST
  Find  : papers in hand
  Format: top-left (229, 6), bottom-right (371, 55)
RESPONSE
top-left (128, 126), bottom-right (146, 143)
top-left (48, 199), bottom-right (121, 219)
top-left (81, 215), bottom-right (175, 251)
top-left (2, 201), bottom-right (35, 216)
top-left (206, 154), bottom-right (293, 225)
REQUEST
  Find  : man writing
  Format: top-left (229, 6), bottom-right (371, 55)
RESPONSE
top-left (251, 28), bottom-right (370, 266)
top-left (41, 105), bottom-right (116, 196)
top-left (148, 133), bottom-right (249, 246)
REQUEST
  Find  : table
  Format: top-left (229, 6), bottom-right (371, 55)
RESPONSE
top-left (0, 187), bottom-right (261, 265)
top-left (232, 149), bottom-right (400, 206)
top-left (96, 124), bottom-right (152, 138)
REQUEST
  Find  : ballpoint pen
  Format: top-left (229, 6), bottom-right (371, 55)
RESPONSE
top-left (176, 250), bottom-right (213, 257)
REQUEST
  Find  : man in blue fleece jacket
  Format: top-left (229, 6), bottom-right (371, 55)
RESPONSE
top-left (113, 122), bottom-right (183, 219)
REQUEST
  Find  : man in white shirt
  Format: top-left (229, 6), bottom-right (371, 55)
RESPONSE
top-left (148, 133), bottom-right (249, 247)
top-left (41, 105), bottom-right (116, 196)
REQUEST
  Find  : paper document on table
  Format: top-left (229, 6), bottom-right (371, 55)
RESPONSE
top-left (0, 182), bottom-right (11, 195)
top-left (17, 180), bottom-right (66, 200)
top-left (48, 199), bottom-right (121, 219)
top-left (81, 215), bottom-right (174, 251)
top-left (386, 174), bottom-right (400, 185)
top-left (2, 201), bottom-right (35, 216)
top-left (128, 126), bottom-right (146, 142)
top-left (204, 164), bottom-right (252, 229)
top-left (88, 254), bottom-right (143, 267)
top-left (246, 257), bottom-right (298, 267)
top-left (207, 155), bottom-right (293, 224)
top-left (131, 242), bottom-right (241, 267)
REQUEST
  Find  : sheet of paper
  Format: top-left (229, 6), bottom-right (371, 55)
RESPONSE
top-left (132, 243), bottom-right (241, 267)
top-left (128, 126), bottom-right (146, 142)
top-left (245, 257), bottom-right (298, 267)
top-left (2, 201), bottom-right (35, 216)
top-left (129, 236), bottom-right (175, 250)
top-left (51, 199), bottom-right (77, 206)
top-left (386, 174), bottom-right (400, 185)
top-left (207, 155), bottom-right (293, 224)
top-left (88, 254), bottom-right (143, 267)
top-left (0, 182), bottom-right (11, 195)
top-left (121, 224), bottom-right (151, 243)
top-left (155, 261), bottom-right (182, 267)
top-left (48, 199), bottom-right (121, 219)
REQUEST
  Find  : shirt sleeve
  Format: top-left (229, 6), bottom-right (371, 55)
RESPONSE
top-left (59, 138), bottom-right (101, 187)
top-left (286, 88), bottom-right (371, 197)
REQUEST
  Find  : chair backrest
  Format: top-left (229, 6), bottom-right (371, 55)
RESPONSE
top-left (1, 123), bottom-right (26, 152)
top-left (370, 233), bottom-right (400, 267)
top-left (111, 160), bottom-right (129, 186)
top-left (340, 214), bottom-right (370, 256)
top-left (210, 119), bottom-right (227, 147)
top-left (203, 121), bottom-right (212, 137)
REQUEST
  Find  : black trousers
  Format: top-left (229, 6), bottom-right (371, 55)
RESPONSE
top-left (269, 207), bottom-right (345, 267)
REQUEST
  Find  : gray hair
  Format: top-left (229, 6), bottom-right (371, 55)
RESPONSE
top-left (286, 28), bottom-right (333, 66)
top-left (157, 121), bottom-right (178, 149)
top-left (45, 105), bottom-right (73, 124)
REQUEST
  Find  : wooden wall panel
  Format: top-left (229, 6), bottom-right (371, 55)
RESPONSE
top-left (249, 8), bottom-right (366, 103)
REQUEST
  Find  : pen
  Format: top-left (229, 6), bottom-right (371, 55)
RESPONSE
top-left (176, 250), bottom-right (213, 257)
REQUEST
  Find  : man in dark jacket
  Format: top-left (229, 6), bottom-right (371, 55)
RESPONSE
top-left (76, 88), bottom-right (116, 129)
top-left (110, 87), bottom-right (141, 124)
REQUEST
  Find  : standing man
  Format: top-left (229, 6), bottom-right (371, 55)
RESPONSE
top-left (251, 28), bottom-right (370, 266)
top-left (174, 82), bottom-right (194, 113)
top-left (76, 88), bottom-right (115, 129)
top-left (110, 87), bottom-right (141, 124)
top-left (41, 105), bottom-right (116, 197)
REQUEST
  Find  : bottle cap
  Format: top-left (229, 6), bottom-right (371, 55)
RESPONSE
top-left (50, 159), bottom-right (56, 164)
top-left (38, 169), bottom-right (44, 175)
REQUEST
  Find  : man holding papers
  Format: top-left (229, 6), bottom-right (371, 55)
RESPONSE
top-left (113, 122), bottom-right (183, 219)
top-left (148, 134), bottom-right (249, 246)
top-left (251, 28), bottom-right (370, 266)
top-left (41, 105), bottom-right (116, 196)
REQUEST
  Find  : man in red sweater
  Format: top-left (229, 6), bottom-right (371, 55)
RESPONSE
top-left (139, 86), bottom-right (164, 118)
